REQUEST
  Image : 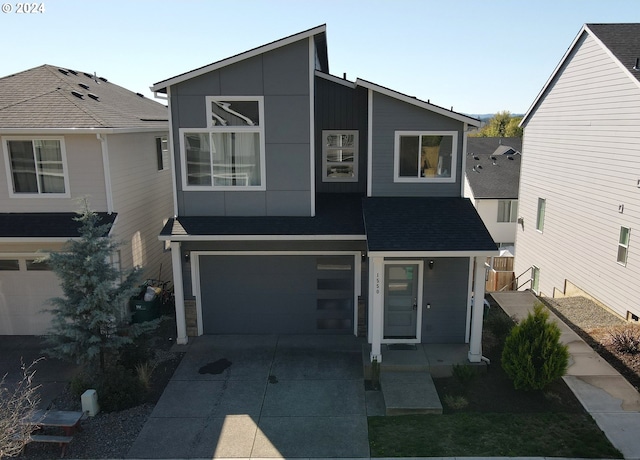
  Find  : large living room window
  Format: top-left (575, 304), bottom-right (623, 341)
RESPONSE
top-left (322, 130), bottom-right (358, 182)
top-left (181, 96), bottom-right (265, 190)
top-left (3, 138), bottom-right (69, 196)
top-left (394, 131), bottom-right (457, 183)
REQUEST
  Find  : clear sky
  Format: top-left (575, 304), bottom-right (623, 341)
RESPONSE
top-left (1, 0), bottom-right (638, 115)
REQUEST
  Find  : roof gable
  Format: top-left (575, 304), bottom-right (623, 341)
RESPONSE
top-left (0, 65), bottom-right (168, 130)
top-left (521, 23), bottom-right (640, 127)
top-left (151, 25), bottom-right (327, 93)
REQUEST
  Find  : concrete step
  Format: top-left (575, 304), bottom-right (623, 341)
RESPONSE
top-left (380, 370), bottom-right (443, 415)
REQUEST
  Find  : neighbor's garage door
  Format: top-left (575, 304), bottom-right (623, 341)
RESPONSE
top-left (0, 258), bottom-right (61, 335)
top-left (199, 255), bottom-right (354, 334)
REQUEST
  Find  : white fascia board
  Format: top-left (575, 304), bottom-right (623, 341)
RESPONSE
top-left (0, 127), bottom-right (168, 135)
top-left (152, 25), bottom-right (327, 92)
top-left (520, 25), bottom-right (589, 127)
top-left (355, 79), bottom-right (481, 127)
top-left (314, 71), bottom-right (356, 88)
top-left (0, 237), bottom-right (80, 243)
top-left (367, 250), bottom-right (498, 258)
top-left (159, 234), bottom-right (366, 242)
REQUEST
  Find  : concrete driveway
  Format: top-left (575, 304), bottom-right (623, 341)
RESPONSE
top-left (127, 334), bottom-right (374, 459)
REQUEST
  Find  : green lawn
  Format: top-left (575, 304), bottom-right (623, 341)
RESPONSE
top-left (368, 412), bottom-right (622, 458)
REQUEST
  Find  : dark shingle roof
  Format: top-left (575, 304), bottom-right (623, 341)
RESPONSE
top-left (0, 65), bottom-right (167, 129)
top-left (587, 23), bottom-right (640, 84)
top-left (161, 194), bottom-right (365, 237)
top-left (465, 141), bottom-right (521, 199)
top-left (0, 213), bottom-right (116, 238)
top-left (362, 197), bottom-right (496, 252)
top-left (467, 137), bottom-right (522, 156)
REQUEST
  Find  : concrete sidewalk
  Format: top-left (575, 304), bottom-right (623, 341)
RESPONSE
top-left (493, 291), bottom-right (640, 460)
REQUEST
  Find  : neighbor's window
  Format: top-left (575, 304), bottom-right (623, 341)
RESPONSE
top-left (323, 130), bottom-right (358, 182)
top-left (531, 266), bottom-right (540, 293)
top-left (394, 131), bottom-right (457, 182)
top-left (156, 136), bottom-right (169, 171)
top-left (617, 226), bottom-right (630, 266)
top-left (498, 200), bottom-right (518, 223)
top-left (181, 97), bottom-right (265, 189)
top-left (26, 259), bottom-right (51, 271)
top-left (4, 138), bottom-right (68, 195)
top-left (0, 259), bottom-right (19, 270)
top-left (536, 198), bottom-right (546, 232)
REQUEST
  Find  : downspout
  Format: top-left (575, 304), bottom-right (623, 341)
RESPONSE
top-left (97, 134), bottom-right (114, 214)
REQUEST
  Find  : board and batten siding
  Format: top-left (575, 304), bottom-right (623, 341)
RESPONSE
top-left (370, 92), bottom-right (464, 197)
top-left (515, 32), bottom-right (640, 319)
top-left (107, 132), bottom-right (173, 283)
top-left (171, 38), bottom-right (312, 217)
top-left (0, 134), bottom-right (108, 212)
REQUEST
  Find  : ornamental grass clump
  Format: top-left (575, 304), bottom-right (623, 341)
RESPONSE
top-left (501, 302), bottom-right (569, 390)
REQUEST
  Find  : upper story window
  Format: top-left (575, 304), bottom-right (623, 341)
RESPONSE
top-left (180, 96), bottom-right (265, 190)
top-left (156, 136), bottom-right (169, 171)
top-left (498, 200), bottom-right (518, 223)
top-left (617, 226), bottom-right (630, 266)
top-left (394, 131), bottom-right (457, 183)
top-left (322, 130), bottom-right (358, 182)
top-left (536, 198), bottom-right (546, 232)
top-left (3, 137), bottom-right (69, 196)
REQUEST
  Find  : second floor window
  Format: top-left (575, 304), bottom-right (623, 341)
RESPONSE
top-left (394, 131), bottom-right (457, 183)
top-left (181, 97), bottom-right (265, 190)
top-left (497, 200), bottom-right (518, 223)
top-left (4, 138), bottom-right (68, 195)
top-left (536, 198), bottom-right (546, 232)
top-left (323, 130), bottom-right (358, 182)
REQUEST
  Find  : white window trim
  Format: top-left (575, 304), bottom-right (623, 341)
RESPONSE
top-left (180, 96), bottom-right (266, 191)
top-left (2, 136), bottom-right (71, 198)
top-left (393, 130), bottom-right (458, 184)
top-left (617, 226), bottom-right (630, 266)
top-left (322, 130), bottom-right (358, 183)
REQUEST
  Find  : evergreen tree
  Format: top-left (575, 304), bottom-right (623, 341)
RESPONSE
top-left (45, 201), bottom-right (155, 371)
top-left (501, 302), bottom-right (569, 390)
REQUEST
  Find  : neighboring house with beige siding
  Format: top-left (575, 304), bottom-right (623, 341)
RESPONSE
top-left (515, 23), bottom-right (640, 321)
top-left (0, 65), bottom-right (172, 334)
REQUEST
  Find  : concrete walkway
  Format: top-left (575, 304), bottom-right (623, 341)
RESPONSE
top-left (493, 291), bottom-right (640, 460)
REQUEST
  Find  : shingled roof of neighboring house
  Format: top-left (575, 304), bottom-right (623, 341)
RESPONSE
top-left (362, 197), bottom-right (496, 252)
top-left (587, 23), bottom-right (640, 84)
top-left (466, 137), bottom-right (522, 199)
top-left (0, 212), bottom-right (116, 238)
top-left (0, 65), bottom-right (167, 129)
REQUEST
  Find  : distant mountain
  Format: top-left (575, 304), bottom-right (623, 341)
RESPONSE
top-left (467, 113), bottom-right (525, 122)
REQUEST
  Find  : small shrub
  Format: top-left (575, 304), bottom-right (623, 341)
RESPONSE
top-left (70, 373), bottom-right (92, 398)
top-left (609, 325), bottom-right (640, 354)
top-left (452, 363), bottom-right (477, 387)
top-left (501, 303), bottom-right (569, 391)
top-left (443, 394), bottom-right (468, 410)
top-left (135, 361), bottom-right (156, 391)
top-left (96, 365), bottom-right (146, 412)
top-left (118, 337), bottom-right (153, 370)
top-left (485, 308), bottom-right (516, 342)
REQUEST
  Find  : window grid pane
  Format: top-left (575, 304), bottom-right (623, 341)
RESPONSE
top-left (536, 198), bottom-right (546, 231)
top-left (618, 227), bottom-right (630, 265)
top-left (185, 133), bottom-right (212, 186)
top-left (34, 140), bottom-right (64, 193)
top-left (322, 131), bottom-right (358, 182)
top-left (8, 140), bottom-right (38, 193)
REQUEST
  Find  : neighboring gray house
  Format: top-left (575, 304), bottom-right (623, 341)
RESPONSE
top-left (0, 65), bottom-right (173, 334)
top-left (516, 23), bottom-right (640, 321)
top-left (154, 25), bottom-right (496, 363)
top-left (464, 137), bottom-right (522, 250)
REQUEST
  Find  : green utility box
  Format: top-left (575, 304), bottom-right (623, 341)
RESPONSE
top-left (130, 285), bottom-right (162, 323)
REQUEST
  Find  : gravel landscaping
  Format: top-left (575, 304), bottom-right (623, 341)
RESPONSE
top-left (542, 296), bottom-right (640, 390)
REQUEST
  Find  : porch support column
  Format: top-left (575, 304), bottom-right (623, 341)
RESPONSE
top-left (468, 256), bottom-right (486, 363)
top-left (369, 256), bottom-right (384, 362)
top-left (171, 241), bottom-right (188, 345)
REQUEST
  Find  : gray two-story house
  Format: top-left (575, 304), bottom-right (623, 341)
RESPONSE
top-left (154, 25), bottom-right (496, 363)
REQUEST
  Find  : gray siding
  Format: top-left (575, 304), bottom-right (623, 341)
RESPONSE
top-left (171, 38), bottom-right (312, 217)
top-left (371, 93), bottom-right (464, 197)
top-left (314, 77), bottom-right (368, 194)
top-left (515, 32), bottom-right (640, 319)
top-left (421, 257), bottom-right (469, 343)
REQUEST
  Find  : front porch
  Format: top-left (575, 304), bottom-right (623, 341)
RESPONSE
top-left (362, 342), bottom-right (485, 415)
